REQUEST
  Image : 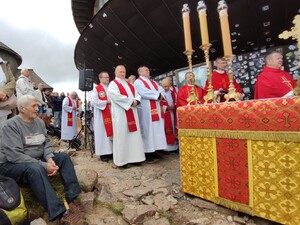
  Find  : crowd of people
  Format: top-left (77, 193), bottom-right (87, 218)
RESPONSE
top-left (0, 50), bottom-right (298, 223)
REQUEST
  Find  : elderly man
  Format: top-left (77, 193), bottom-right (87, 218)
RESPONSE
top-left (134, 66), bottom-right (167, 160)
top-left (161, 78), bottom-right (178, 153)
top-left (16, 68), bottom-right (36, 100)
top-left (177, 71), bottom-right (204, 107)
top-left (0, 57), bottom-right (16, 146)
top-left (254, 51), bottom-right (297, 99)
top-left (61, 91), bottom-right (79, 142)
top-left (91, 71), bottom-right (113, 161)
top-left (0, 95), bottom-right (85, 224)
top-left (107, 65), bottom-right (145, 167)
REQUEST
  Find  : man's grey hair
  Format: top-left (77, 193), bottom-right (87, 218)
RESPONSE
top-left (17, 95), bottom-right (36, 109)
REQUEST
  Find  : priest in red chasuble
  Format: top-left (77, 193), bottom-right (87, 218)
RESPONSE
top-left (203, 57), bottom-right (243, 102)
top-left (254, 51), bottom-right (297, 99)
top-left (177, 71), bottom-right (204, 107)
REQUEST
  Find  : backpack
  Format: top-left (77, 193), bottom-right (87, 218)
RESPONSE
top-left (0, 175), bottom-right (27, 225)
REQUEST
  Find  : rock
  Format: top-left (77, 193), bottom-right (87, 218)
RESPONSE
top-left (122, 204), bottom-right (157, 224)
top-left (233, 215), bottom-right (246, 224)
top-left (95, 184), bottom-right (117, 203)
top-left (122, 187), bottom-right (153, 199)
top-left (143, 217), bottom-right (170, 225)
top-left (80, 191), bottom-right (95, 211)
top-left (76, 169), bottom-right (98, 192)
top-left (154, 193), bottom-right (171, 211)
top-left (30, 218), bottom-right (47, 225)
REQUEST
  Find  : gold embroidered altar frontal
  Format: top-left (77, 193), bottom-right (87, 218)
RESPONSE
top-left (178, 97), bottom-right (300, 225)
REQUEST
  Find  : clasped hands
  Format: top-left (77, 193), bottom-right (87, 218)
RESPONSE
top-left (46, 158), bottom-right (59, 176)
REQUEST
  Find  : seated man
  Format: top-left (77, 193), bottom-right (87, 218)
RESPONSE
top-left (0, 95), bottom-right (85, 224)
top-left (254, 51), bottom-right (297, 99)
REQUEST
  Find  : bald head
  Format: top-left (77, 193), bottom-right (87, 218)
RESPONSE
top-left (115, 65), bottom-right (126, 79)
top-left (161, 78), bottom-right (171, 92)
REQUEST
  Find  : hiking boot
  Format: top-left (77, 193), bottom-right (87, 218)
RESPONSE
top-left (60, 211), bottom-right (86, 225)
top-left (69, 200), bottom-right (87, 214)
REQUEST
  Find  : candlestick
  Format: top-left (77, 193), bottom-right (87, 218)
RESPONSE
top-left (197, 1), bottom-right (209, 46)
top-left (217, 0), bottom-right (232, 57)
top-left (182, 4), bottom-right (192, 52)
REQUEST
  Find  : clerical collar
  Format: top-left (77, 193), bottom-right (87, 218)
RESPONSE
top-left (215, 69), bottom-right (225, 74)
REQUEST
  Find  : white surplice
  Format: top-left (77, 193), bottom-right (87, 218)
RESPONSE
top-left (161, 89), bottom-right (178, 151)
top-left (61, 97), bottom-right (78, 140)
top-left (134, 76), bottom-right (167, 153)
top-left (91, 84), bottom-right (113, 156)
top-left (107, 78), bottom-right (145, 166)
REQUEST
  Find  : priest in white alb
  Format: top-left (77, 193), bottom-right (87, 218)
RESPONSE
top-left (161, 78), bottom-right (178, 153)
top-left (107, 65), bottom-right (145, 167)
top-left (61, 91), bottom-right (79, 141)
top-left (91, 71), bottom-right (113, 161)
top-left (134, 66), bottom-right (167, 158)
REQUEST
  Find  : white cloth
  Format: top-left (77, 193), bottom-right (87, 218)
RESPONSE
top-left (161, 89), bottom-right (178, 151)
top-left (91, 84), bottom-right (113, 156)
top-left (61, 97), bottom-right (78, 140)
top-left (107, 78), bottom-right (145, 166)
top-left (134, 76), bottom-right (167, 153)
top-left (16, 75), bottom-right (36, 99)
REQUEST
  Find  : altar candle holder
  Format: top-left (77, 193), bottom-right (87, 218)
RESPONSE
top-left (217, 0), bottom-right (240, 102)
top-left (224, 55), bottom-right (241, 101)
top-left (198, 1), bottom-right (217, 103)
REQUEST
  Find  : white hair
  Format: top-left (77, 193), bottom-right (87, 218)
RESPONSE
top-left (17, 95), bottom-right (36, 109)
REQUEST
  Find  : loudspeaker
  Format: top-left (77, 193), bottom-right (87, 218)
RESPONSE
top-left (79, 69), bottom-right (94, 91)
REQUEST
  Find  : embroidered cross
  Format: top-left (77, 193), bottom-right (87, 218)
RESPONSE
top-left (281, 76), bottom-right (293, 90)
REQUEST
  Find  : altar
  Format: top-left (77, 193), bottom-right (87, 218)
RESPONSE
top-left (178, 97), bottom-right (300, 225)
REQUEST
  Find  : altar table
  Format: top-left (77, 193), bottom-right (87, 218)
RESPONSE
top-left (177, 97), bottom-right (300, 225)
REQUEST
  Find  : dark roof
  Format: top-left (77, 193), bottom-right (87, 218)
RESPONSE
top-left (0, 41), bottom-right (22, 66)
top-left (72, 0), bottom-right (300, 80)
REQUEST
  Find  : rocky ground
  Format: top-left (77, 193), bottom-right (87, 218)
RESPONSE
top-left (29, 137), bottom-right (281, 225)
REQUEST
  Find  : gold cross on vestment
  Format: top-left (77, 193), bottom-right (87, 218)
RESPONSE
top-left (281, 76), bottom-right (293, 90)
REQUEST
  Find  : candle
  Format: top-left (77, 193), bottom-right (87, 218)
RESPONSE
top-left (182, 4), bottom-right (192, 52)
top-left (217, 0), bottom-right (232, 57)
top-left (197, 1), bottom-right (209, 45)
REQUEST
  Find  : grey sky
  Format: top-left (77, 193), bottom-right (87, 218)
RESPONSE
top-left (0, 0), bottom-right (84, 97)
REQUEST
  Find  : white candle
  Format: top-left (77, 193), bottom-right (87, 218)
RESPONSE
top-left (182, 4), bottom-right (192, 52)
top-left (197, 1), bottom-right (209, 45)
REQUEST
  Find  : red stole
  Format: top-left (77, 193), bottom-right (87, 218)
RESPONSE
top-left (96, 84), bottom-right (113, 137)
top-left (162, 92), bottom-right (176, 144)
top-left (138, 77), bottom-right (163, 121)
top-left (67, 97), bottom-right (73, 126)
top-left (113, 80), bottom-right (137, 132)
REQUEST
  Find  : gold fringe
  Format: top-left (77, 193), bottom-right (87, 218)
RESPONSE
top-left (179, 129), bottom-right (300, 142)
top-left (215, 197), bottom-right (253, 215)
top-left (212, 138), bottom-right (219, 197)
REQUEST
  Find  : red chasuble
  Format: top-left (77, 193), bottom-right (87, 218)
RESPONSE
top-left (254, 66), bottom-right (297, 99)
top-left (96, 84), bottom-right (113, 137)
top-left (113, 80), bottom-right (137, 132)
top-left (177, 84), bottom-right (204, 107)
top-left (203, 70), bottom-right (243, 102)
top-left (138, 77), bottom-right (164, 121)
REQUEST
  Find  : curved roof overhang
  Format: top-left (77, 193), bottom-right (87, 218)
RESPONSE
top-left (73, 0), bottom-right (300, 82)
top-left (0, 41), bottom-right (22, 66)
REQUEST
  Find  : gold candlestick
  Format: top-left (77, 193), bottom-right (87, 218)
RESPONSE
top-left (217, 0), bottom-right (233, 57)
top-left (224, 55), bottom-right (241, 101)
top-left (201, 44), bottom-right (217, 103)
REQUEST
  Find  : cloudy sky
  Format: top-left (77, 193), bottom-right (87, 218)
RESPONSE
top-left (0, 0), bottom-right (86, 98)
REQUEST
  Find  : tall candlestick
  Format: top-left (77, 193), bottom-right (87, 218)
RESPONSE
top-left (182, 4), bottom-right (192, 52)
top-left (217, 0), bottom-right (232, 57)
top-left (197, 1), bottom-right (209, 45)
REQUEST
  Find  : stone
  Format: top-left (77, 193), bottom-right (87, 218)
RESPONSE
top-left (76, 169), bottom-right (98, 192)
